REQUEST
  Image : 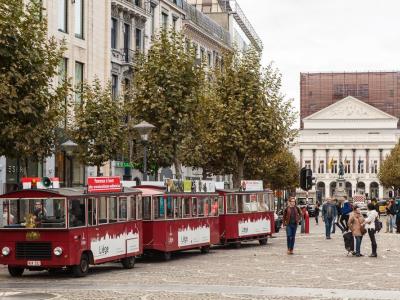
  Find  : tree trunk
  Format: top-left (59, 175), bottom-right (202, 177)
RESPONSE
top-left (173, 157), bottom-right (182, 180)
top-left (96, 165), bottom-right (101, 176)
top-left (202, 168), bottom-right (207, 180)
top-left (232, 156), bottom-right (245, 188)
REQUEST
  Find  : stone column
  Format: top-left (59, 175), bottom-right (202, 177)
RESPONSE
top-left (325, 149), bottom-right (329, 173)
top-left (312, 149), bottom-right (316, 173)
top-left (379, 149), bottom-right (383, 168)
top-left (339, 149), bottom-right (342, 163)
top-left (366, 149), bottom-right (369, 173)
top-left (299, 149), bottom-right (303, 168)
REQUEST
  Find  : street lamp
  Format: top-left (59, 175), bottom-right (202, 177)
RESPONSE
top-left (61, 140), bottom-right (77, 187)
top-left (133, 121), bottom-right (155, 182)
top-left (355, 176), bottom-right (359, 195)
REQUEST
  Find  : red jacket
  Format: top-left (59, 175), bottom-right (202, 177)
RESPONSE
top-left (283, 206), bottom-right (302, 226)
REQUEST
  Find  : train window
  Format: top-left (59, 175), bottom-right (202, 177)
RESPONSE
top-left (203, 197), bottom-right (210, 216)
top-left (99, 197), bottom-right (107, 224)
top-left (197, 198), bottom-right (204, 216)
top-left (227, 195), bottom-right (237, 214)
top-left (238, 195), bottom-right (244, 213)
top-left (183, 197), bottom-right (191, 217)
top-left (143, 196), bottom-right (151, 220)
top-left (264, 193), bottom-right (272, 211)
top-left (88, 198), bottom-right (97, 226)
top-left (119, 197), bottom-right (127, 221)
top-left (174, 197), bottom-right (182, 218)
top-left (68, 199), bottom-right (86, 227)
top-left (137, 195), bottom-right (143, 220)
top-left (192, 198), bottom-right (198, 217)
top-left (166, 196), bottom-right (173, 219)
top-left (129, 196), bottom-right (136, 220)
top-left (109, 197), bottom-right (118, 223)
top-left (250, 194), bottom-right (258, 212)
top-left (258, 193), bottom-right (267, 211)
top-left (218, 196), bottom-right (224, 215)
top-left (153, 196), bottom-right (165, 219)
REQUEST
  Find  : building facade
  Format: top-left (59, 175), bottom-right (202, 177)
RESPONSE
top-left (291, 96), bottom-right (399, 202)
top-left (300, 72), bottom-right (400, 128)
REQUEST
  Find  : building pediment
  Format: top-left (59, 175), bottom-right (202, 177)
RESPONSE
top-left (304, 96), bottom-right (398, 121)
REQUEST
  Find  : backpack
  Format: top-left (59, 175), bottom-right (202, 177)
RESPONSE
top-left (375, 216), bottom-right (383, 232)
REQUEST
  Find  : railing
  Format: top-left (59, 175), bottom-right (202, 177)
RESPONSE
top-left (112, 0), bottom-right (150, 15)
top-left (111, 48), bottom-right (135, 64)
top-left (218, 0), bottom-right (262, 51)
top-left (182, 1), bottom-right (231, 47)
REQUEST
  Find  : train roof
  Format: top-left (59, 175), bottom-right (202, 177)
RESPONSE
top-left (217, 189), bottom-right (272, 194)
top-left (0, 187), bottom-right (141, 199)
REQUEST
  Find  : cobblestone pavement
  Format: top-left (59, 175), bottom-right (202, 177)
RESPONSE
top-left (1, 217), bottom-right (400, 299)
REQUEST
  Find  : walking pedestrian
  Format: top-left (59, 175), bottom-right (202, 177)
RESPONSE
top-left (362, 203), bottom-right (378, 257)
top-left (322, 198), bottom-right (337, 239)
top-left (283, 197), bottom-right (302, 255)
top-left (396, 201), bottom-right (400, 234)
top-left (315, 203), bottom-right (320, 225)
top-left (386, 199), bottom-right (395, 233)
top-left (332, 199), bottom-right (340, 234)
top-left (348, 205), bottom-right (366, 257)
top-left (340, 196), bottom-right (352, 231)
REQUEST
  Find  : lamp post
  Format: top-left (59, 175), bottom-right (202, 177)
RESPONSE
top-left (355, 176), bottom-right (359, 195)
top-left (61, 140), bottom-right (77, 187)
top-left (133, 121), bottom-right (155, 182)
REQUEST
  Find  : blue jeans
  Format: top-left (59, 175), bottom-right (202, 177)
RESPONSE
top-left (325, 217), bottom-right (333, 238)
top-left (286, 224), bottom-right (297, 250)
top-left (355, 236), bottom-right (363, 255)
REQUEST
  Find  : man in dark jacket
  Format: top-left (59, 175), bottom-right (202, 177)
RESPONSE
top-left (322, 198), bottom-right (338, 239)
top-left (283, 197), bottom-right (302, 255)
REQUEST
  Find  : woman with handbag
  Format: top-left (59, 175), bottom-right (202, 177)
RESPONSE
top-left (348, 205), bottom-right (366, 257)
top-left (362, 203), bottom-right (379, 257)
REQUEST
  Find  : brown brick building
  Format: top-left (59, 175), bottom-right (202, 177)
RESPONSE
top-left (300, 72), bottom-right (400, 127)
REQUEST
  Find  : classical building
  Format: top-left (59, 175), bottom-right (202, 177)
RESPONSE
top-left (291, 96), bottom-right (400, 201)
top-left (300, 72), bottom-right (400, 128)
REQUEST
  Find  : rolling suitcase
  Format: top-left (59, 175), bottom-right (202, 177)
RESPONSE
top-left (343, 231), bottom-right (354, 254)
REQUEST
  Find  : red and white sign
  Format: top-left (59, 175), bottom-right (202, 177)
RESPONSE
top-left (87, 177), bottom-right (122, 193)
top-left (240, 180), bottom-right (264, 191)
top-left (22, 177), bottom-right (60, 189)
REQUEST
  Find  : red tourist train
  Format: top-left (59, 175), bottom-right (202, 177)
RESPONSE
top-left (0, 177), bottom-right (276, 277)
top-left (136, 180), bottom-right (220, 260)
top-left (0, 177), bottom-right (142, 277)
top-left (217, 180), bottom-right (275, 247)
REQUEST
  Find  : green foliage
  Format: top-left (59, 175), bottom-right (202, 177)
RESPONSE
top-left (72, 79), bottom-right (123, 175)
top-left (379, 141), bottom-right (400, 190)
top-left (126, 30), bottom-right (204, 178)
top-left (0, 0), bottom-right (68, 163)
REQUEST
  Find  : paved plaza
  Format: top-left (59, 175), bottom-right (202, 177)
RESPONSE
top-left (0, 218), bottom-right (400, 300)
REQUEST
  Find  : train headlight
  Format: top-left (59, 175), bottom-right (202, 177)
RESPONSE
top-left (53, 247), bottom-right (63, 256)
top-left (2, 247), bottom-right (10, 256)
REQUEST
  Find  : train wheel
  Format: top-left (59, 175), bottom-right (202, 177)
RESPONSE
top-left (8, 266), bottom-right (24, 277)
top-left (163, 252), bottom-right (172, 261)
top-left (72, 253), bottom-right (89, 277)
top-left (259, 238), bottom-right (268, 245)
top-left (200, 246), bottom-right (210, 254)
top-left (121, 256), bottom-right (135, 269)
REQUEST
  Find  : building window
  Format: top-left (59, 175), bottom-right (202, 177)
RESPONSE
top-left (135, 0), bottom-right (141, 7)
top-left (123, 23), bottom-right (130, 62)
top-left (371, 160), bottom-right (378, 174)
top-left (331, 160), bottom-right (337, 174)
top-left (58, 0), bottom-right (68, 32)
top-left (162, 12), bottom-right (168, 29)
top-left (357, 159), bottom-right (364, 174)
top-left (151, 5), bottom-right (156, 36)
top-left (74, 0), bottom-right (84, 39)
top-left (318, 160), bottom-right (324, 174)
top-left (200, 48), bottom-right (205, 62)
top-left (111, 18), bottom-right (117, 49)
top-left (112, 75), bottom-right (118, 99)
top-left (58, 58), bottom-right (68, 84)
top-left (75, 62), bottom-right (84, 104)
top-left (207, 52), bottom-right (212, 67)
top-left (344, 160), bottom-right (351, 173)
top-left (135, 28), bottom-right (142, 52)
top-left (172, 16), bottom-right (178, 30)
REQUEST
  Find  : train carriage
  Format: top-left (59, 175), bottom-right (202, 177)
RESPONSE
top-left (136, 181), bottom-right (220, 260)
top-left (0, 176), bottom-right (142, 277)
top-left (218, 180), bottom-right (275, 247)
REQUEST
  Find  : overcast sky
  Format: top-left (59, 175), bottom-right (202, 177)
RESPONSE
top-left (238, 0), bottom-right (400, 124)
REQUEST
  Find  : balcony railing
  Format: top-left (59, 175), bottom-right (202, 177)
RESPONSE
top-left (112, 0), bottom-right (150, 16)
top-left (218, 0), bottom-right (263, 51)
top-left (182, 1), bottom-right (231, 47)
top-left (111, 48), bottom-right (135, 65)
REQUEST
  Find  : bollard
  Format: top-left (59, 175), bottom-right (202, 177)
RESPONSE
top-left (304, 210), bottom-right (310, 234)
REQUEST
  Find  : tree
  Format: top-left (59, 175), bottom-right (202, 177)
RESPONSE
top-left (379, 141), bottom-right (400, 194)
top-left (213, 48), bottom-right (296, 187)
top-left (126, 30), bottom-right (204, 179)
top-left (0, 0), bottom-right (68, 174)
top-left (72, 79), bottom-right (124, 175)
top-left (246, 148), bottom-right (299, 190)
